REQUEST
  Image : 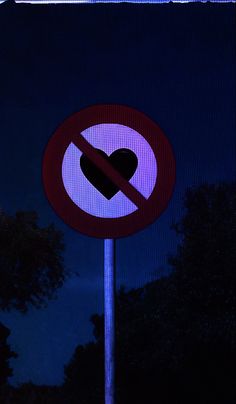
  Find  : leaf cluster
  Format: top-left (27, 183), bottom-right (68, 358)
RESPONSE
top-left (0, 211), bottom-right (66, 312)
top-left (63, 182), bottom-right (236, 404)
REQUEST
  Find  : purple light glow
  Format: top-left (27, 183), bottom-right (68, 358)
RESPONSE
top-left (62, 123), bottom-right (157, 218)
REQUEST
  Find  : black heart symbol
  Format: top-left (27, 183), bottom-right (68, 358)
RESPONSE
top-left (80, 148), bottom-right (138, 199)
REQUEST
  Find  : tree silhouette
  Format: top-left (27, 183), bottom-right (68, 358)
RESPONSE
top-left (0, 323), bottom-right (17, 386)
top-left (64, 339), bottom-right (104, 404)
top-left (8, 382), bottom-right (64, 404)
top-left (63, 182), bottom-right (236, 404)
top-left (0, 210), bottom-right (66, 313)
top-left (1, 182), bottom-right (235, 402)
top-left (169, 182), bottom-right (235, 313)
top-left (0, 210), bottom-right (66, 394)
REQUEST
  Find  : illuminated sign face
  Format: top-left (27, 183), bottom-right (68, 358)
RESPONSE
top-left (62, 123), bottom-right (157, 218)
top-left (42, 105), bottom-right (175, 238)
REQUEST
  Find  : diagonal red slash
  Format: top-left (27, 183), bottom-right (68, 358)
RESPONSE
top-left (71, 133), bottom-right (147, 208)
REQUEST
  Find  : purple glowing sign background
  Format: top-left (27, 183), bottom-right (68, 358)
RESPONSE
top-left (42, 104), bottom-right (175, 238)
top-left (62, 123), bottom-right (157, 218)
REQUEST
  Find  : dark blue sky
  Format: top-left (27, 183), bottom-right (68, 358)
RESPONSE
top-left (0, 2), bottom-right (235, 386)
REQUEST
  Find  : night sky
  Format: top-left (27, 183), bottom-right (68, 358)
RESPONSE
top-left (0, 1), bottom-right (235, 386)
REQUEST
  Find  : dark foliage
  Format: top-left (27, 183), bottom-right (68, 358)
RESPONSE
top-left (63, 182), bottom-right (236, 404)
top-left (0, 210), bottom-right (66, 392)
top-left (0, 182), bottom-right (235, 403)
top-left (0, 382), bottom-right (65, 404)
top-left (0, 210), bottom-right (66, 313)
top-left (0, 323), bottom-right (17, 387)
top-left (63, 340), bottom-right (104, 404)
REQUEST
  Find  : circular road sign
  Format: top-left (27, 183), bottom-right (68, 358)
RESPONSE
top-left (42, 105), bottom-right (176, 238)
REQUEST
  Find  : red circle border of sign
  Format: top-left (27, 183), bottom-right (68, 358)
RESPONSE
top-left (42, 104), bottom-right (176, 239)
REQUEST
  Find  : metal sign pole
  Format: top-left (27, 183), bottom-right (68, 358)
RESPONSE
top-left (104, 238), bottom-right (116, 404)
top-left (43, 104), bottom-right (175, 403)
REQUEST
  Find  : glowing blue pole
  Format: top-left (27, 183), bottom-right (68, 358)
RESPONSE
top-left (104, 239), bottom-right (115, 404)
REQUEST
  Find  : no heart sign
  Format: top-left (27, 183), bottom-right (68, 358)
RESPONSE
top-left (42, 105), bottom-right (176, 238)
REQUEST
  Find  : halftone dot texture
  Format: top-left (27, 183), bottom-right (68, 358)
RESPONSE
top-left (62, 123), bottom-right (157, 218)
top-left (42, 104), bottom-right (176, 238)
